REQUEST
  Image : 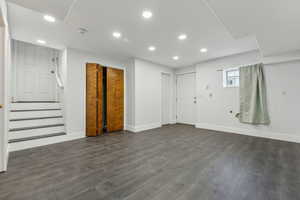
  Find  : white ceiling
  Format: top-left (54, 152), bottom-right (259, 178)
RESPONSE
top-left (205, 0), bottom-right (300, 57)
top-left (7, 0), bottom-right (298, 67)
top-left (7, 0), bottom-right (76, 20)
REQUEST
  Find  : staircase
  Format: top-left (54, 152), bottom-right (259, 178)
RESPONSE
top-left (8, 102), bottom-right (66, 150)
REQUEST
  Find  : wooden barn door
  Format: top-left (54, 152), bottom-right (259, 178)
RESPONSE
top-left (86, 63), bottom-right (103, 136)
top-left (106, 67), bottom-right (124, 132)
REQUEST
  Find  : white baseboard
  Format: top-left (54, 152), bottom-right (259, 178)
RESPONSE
top-left (125, 123), bottom-right (162, 133)
top-left (8, 132), bottom-right (85, 152)
top-left (124, 125), bottom-right (135, 132)
top-left (169, 120), bottom-right (177, 124)
top-left (196, 123), bottom-right (300, 143)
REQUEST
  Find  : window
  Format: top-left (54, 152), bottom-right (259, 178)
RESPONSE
top-left (223, 68), bottom-right (239, 88)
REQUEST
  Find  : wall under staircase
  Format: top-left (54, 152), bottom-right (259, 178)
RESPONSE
top-left (8, 102), bottom-right (76, 151)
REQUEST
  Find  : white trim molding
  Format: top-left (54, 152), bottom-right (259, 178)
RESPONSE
top-left (196, 123), bottom-right (300, 144)
top-left (124, 124), bottom-right (135, 132)
top-left (125, 123), bottom-right (162, 133)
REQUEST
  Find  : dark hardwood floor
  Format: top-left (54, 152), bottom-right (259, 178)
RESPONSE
top-left (1, 124), bottom-right (300, 200)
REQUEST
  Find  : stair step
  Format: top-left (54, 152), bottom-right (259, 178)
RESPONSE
top-left (9, 124), bottom-right (65, 132)
top-left (10, 118), bottom-right (64, 129)
top-left (10, 110), bottom-right (63, 119)
top-left (11, 102), bottom-right (61, 110)
top-left (10, 116), bottom-right (63, 121)
top-left (11, 109), bottom-right (61, 112)
top-left (12, 101), bottom-right (60, 103)
top-left (9, 132), bottom-right (67, 143)
top-left (9, 125), bottom-right (65, 140)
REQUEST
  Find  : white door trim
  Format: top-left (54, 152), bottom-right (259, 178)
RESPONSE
top-left (161, 72), bottom-right (172, 125)
top-left (0, 21), bottom-right (10, 172)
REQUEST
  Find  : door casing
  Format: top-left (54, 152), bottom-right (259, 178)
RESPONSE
top-left (161, 73), bottom-right (171, 125)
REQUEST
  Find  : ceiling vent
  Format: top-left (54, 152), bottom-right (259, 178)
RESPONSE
top-left (78, 27), bottom-right (88, 35)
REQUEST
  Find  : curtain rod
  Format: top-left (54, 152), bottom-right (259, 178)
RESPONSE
top-left (216, 62), bottom-right (261, 71)
top-left (216, 57), bottom-right (300, 71)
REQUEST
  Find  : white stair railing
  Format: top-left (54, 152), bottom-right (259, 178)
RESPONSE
top-left (53, 57), bottom-right (64, 89)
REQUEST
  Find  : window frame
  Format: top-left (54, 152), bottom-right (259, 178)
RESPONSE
top-left (223, 67), bottom-right (240, 88)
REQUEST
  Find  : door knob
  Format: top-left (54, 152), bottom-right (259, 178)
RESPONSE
top-left (0, 104), bottom-right (3, 109)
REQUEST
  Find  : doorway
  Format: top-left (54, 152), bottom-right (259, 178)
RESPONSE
top-left (12, 40), bottom-right (57, 101)
top-left (86, 63), bottom-right (124, 136)
top-left (176, 73), bottom-right (196, 125)
top-left (161, 73), bottom-right (171, 125)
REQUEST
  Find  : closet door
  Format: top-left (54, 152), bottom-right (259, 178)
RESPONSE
top-left (106, 67), bottom-right (124, 132)
top-left (86, 63), bottom-right (103, 136)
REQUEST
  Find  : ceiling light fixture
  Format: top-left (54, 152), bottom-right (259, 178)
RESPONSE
top-left (43, 15), bottom-right (56, 23)
top-left (148, 46), bottom-right (156, 51)
top-left (142, 10), bottom-right (153, 19)
top-left (173, 56), bottom-right (179, 60)
top-left (113, 32), bottom-right (122, 39)
top-left (178, 34), bottom-right (187, 40)
top-left (37, 40), bottom-right (46, 44)
top-left (200, 48), bottom-right (208, 53)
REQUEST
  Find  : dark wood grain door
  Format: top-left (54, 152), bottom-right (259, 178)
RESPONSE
top-left (86, 63), bottom-right (103, 136)
top-left (106, 67), bottom-right (124, 132)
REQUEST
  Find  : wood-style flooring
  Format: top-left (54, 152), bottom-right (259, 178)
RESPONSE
top-left (1, 124), bottom-right (300, 200)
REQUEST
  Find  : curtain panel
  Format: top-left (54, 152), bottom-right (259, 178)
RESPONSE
top-left (238, 63), bottom-right (270, 124)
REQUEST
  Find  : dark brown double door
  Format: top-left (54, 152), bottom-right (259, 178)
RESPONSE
top-left (86, 63), bottom-right (124, 136)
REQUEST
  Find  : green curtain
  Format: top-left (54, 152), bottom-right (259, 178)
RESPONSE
top-left (238, 63), bottom-right (270, 124)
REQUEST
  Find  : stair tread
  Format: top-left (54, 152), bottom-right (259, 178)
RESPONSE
top-left (10, 124), bottom-right (65, 132)
top-left (9, 132), bottom-right (67, 143)
top-left (10, 116), bottom-right (63, 121)
top-left (11, 109), bottom-right (61, 112)
top-left (12, 101), bottom-right (60, 103)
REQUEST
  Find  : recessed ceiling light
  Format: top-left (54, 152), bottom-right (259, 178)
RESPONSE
top-left (113, 32), bottom-right (122, 39)
top-left (43, 15), bottom-right (56, 23)
top-left (37, 40), bottom-right (46, 44)
top-left (173, 56), bottom-right (179, 60)
top-left (148, 46), bottom-right (156, 51)
top-left (178, 34), bottom-right (187, 40)
top-left (142, 10), bottom-right (153, 19)
top-left (200, 48), bottom-right (208, 53)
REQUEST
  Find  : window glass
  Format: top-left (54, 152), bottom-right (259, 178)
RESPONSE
top-left (223, 68), bottom-right (239, 88)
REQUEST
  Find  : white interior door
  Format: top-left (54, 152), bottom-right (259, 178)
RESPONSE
top-left (14, 41), bottom-right (56, 101)
top-left (176, 73), bottom-right (196, 125)
top-left (161, 73), bottom-right (171, 125)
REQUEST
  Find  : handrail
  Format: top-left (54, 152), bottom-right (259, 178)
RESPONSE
top-left (53, 57), bottom-right (64, 89)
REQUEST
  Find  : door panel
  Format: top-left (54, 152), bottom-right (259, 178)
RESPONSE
top-left (86, 63), bottom-right (103, 136)
top-left (97, 68), bottom-right (103, 135)
top-left (14, 40), bottom-right (56, 101)
top-left (177, 73), bottom-right (196, 125)
top-left (106, 67), bottom-right (124, 132)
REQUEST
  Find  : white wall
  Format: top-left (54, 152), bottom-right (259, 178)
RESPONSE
top-left (0, 17), bottom-right (5, 172)
top-left (195, 50), bottom-right (300, 143)
top-left (0, 0), bottom-right (11, 172)
top-left (175, 65), bottom-right (196, 75)
top-left (133, 59), bottom-right (175, 132)
top-left (63, 48), bottom-right (127, 137)
top-left (124, 59), bottom-right (135, 129)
